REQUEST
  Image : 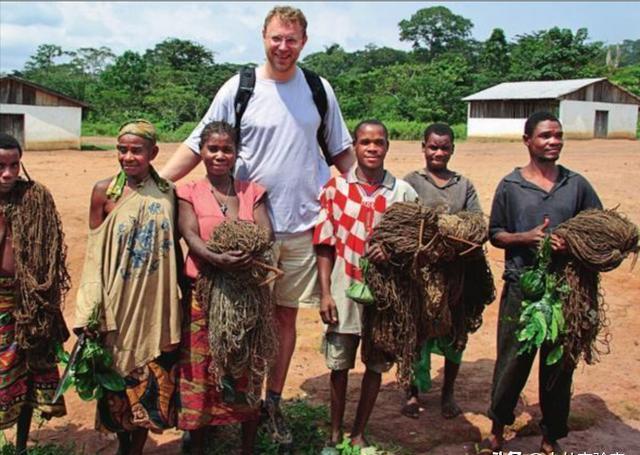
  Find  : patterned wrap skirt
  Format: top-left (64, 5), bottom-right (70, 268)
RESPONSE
top-left (97, 349), bottom-right (178, 434)
top-left (176, 287), bottom-right (259, 430)
top-left (0, 277), bottom-right (66, 429)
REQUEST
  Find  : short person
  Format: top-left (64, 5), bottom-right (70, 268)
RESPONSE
top-left (480, 112), bottom-right (602, 455)
top-left (74, 120), bottom-right (182, 455)
top-left (402, 123), bottom-right (482, 419)
top-left (176, 121), bottom-right (273, 455)
top-left (314, 120), bottom-right (418, 448)
top-left (0, 133), bottom-right (70, 454)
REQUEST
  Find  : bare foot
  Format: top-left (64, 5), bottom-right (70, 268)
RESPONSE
top-left (541, 438), bottom-right (563, 454)
top-left (349, 434), bottom-right (369, 448)
top-left (441, 393), bottom-right (462, 419)
top-left (401, 396), bottom-right (420, 419)
top-left (475, 435), bottom-right (503, 454)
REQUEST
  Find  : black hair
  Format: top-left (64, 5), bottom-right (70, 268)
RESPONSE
top-left (353, 119), bottom-right (389, 144)
top-left (423, 123), bottom-right (454, 143)
top-left (0, 132), bottom-right (23, 156)
top-left (199, 121), bottom-right (238, 152)
top-left (524, 112), bottom-right (561, 137)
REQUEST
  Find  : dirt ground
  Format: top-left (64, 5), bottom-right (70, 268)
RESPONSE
top-left (7, 138), bottom-right (640, 454)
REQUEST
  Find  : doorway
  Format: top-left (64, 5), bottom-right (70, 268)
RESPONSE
top-left (0, 114), bottom-right (25, 148)
top-left (594, 110), bottom-right (608, 138)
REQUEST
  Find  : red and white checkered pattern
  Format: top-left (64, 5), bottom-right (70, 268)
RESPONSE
top-left (314, 169), bottom-right (417, 282)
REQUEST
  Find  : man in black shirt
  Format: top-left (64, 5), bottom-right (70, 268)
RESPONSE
top-left (482, 112), bottom-right (602, 454)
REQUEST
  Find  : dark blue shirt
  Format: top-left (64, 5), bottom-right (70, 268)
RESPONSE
top-left (489, 165), bottom-right (602, 282)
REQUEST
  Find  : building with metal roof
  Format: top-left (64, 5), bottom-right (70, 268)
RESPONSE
top-left (1, 75), bottom-right (88, 150)
top-left (462, 78), bottom-right (640, 139)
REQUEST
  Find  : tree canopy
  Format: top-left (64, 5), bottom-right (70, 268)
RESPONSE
top-left (8, 7), bottom-right (638, 136)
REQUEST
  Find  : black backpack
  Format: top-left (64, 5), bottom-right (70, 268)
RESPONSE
top-left (233, 66), bottom-right (333, 166)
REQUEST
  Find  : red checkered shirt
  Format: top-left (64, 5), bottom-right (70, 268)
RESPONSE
top-left (313, 167), bottom-right (418, 334)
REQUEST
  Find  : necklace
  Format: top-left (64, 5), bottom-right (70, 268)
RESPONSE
top-left (210, 178), bottom-right (233, 216)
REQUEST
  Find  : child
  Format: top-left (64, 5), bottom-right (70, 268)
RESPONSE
top-left (0, 133), bottom-right (70, 454)
top-left (314, 120), bottom-right (417, 448)
top-left (74, 120), bottom-right (182, 455)
top-left (401, 123), bottom-right (484, 419)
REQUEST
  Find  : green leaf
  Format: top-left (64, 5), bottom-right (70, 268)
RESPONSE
top-left (546, 345), bottom-right (564, 365)
top-left (75, 359), bottom-right (90, 375)
top-left (77, 386), bottom-right (96, 401)
top-left (101, 350), bottom-right (114, 368)
top-left (549, 314), bottom-right (559, 343)
top-left (96, 370), bottom-right (126, 392)
top-left (55, 343), bottom-right (70, 364)
top-left (533, 312), bottom-right (547, 345)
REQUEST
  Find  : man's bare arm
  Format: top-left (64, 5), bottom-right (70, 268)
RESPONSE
top-left (159, 143), bottom-right (201, 182)
top-left (332, 146), bottom-right (355, 174)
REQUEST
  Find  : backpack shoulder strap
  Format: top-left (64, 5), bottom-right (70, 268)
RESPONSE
top-left (234, 66), bottom-right (256, 145)
top-left (301, 67), bottom-right (333, 166)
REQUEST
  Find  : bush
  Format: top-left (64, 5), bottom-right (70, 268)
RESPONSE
top-left (158, 121), bottom-right (198, 142)
top-left (82, 120), bottom-right (197, 143)
top-left (81, 121), bottom-right (120, 137)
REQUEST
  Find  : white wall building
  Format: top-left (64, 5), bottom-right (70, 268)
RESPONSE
top-left (1, 76), bottom-right (88, 150)
top-left (462, 78), bottom-right (640, 140)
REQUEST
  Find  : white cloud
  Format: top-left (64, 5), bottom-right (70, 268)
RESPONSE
top-left (1, 1), bottom-right (638, 73)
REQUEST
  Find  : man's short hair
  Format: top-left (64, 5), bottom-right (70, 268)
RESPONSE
top-left (263, 5), bottom-right (308, 36)
top-left (353, 119), bottom-right (389, 144)
top-left (524, 112), bottom-right (561, 137)
top-left (0, 132), bottom-right (23, 156)
top-left (423, 123), bottom-right (455, 144)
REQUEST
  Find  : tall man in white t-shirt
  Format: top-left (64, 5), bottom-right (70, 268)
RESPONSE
top-left (161, 5), bottom-right (354, 445)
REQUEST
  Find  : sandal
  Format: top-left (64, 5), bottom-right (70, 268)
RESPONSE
top-left (400, 401), bottom-right (420, 419)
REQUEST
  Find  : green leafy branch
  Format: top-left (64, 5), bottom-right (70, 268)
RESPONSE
top-left (517, 236), bottom-right (569, 365)
top-left (55, 305), bottom-right (125, 401)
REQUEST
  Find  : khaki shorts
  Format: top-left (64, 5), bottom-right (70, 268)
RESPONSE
top-left (272, 230), bottom-right (320, 308)
top-left (323, 332), bottom-right (393, 374)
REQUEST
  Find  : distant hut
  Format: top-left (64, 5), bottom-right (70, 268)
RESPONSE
top-left (0, 75), bottom-right (88, 150)
top-left (463, 78), bottom-right (640, 139)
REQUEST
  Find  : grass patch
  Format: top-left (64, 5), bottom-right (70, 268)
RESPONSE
top-left (0, 399), bottom-right (410, 454)
top-left (203, 398), bottom-right (409, 454)
top-left (568, 411), bottom-right (598, 431)
top-left (205, 398), bottom-right (329, 454)
top-left (623, 403), bottom-right (640, 421)
top-left (80, 143), bottom-right (112, 151)
top-left (0, 432), bottom-right (80, 455)
top-left (83, 119), bottom-right (471, 143)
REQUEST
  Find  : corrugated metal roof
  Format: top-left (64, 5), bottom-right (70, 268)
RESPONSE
top-left (462, 78), bottom-right (605, 101)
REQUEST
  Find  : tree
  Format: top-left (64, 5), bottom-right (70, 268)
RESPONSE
top-left (610, 64), bottom-right (640, 96)
top-left (398, 6), bottom-right (473, 61)
top-left (619, 39), bottom-right (640, 67)
top-left (70, 47), bottom-right (116, 76)
top-left (144, 38), bottom-right (215, 71)
top-left (473, 28), bottom-right (511, 90)
top-left (509, 27), bottom-right (604, 80)
top-left (23, 44), bottom-right (66, 72)
top-left (302, 44), bottom-right (351, 80)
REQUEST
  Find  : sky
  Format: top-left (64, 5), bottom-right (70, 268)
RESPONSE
top-left (1, 1), bottom-right (639, 73)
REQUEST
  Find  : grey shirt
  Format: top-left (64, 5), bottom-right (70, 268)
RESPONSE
top-left (403, 169), bottom-right (482, 214)
top-left (489, 165), bottom-right (602, 282)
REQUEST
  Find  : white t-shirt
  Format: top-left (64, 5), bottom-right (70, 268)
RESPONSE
top-left (184, 66), bottom-right (352, 236)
